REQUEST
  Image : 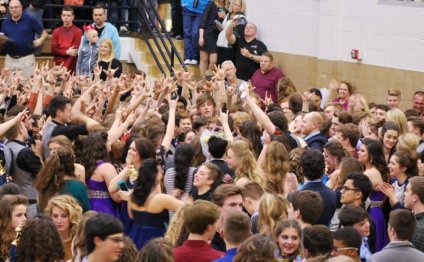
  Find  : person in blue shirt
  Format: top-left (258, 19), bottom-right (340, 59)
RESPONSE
top-left (214, 210), bottom-right (251, 262)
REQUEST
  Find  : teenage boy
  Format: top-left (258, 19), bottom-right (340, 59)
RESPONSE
top-left (173, 200), bottom-right (224, 262)
top-left (404, 176), bottom-right (424, 252)
top-left (288, 190), bottom-right (323, 228)
top-left (214, 211), bottom-right (251, 262)
top-left (242, 182), bottom-right (264, 233)
top-left (332, 226), bottom-right (362, 262)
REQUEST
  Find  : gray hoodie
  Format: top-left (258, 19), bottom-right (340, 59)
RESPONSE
top-left (76, 43), bottom-right (98, 77)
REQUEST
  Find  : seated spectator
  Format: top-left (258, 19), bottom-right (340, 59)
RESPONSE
top-left (332, 227), bottom-right (362, 262)
top-left (370, 209), bottom-right (424, 262)
top-left (173, 200), bottom-right (224, 262)
top-left (303, 225), bottom-right (333, 260)
top-left (214, 210), bottom-right (251, 262)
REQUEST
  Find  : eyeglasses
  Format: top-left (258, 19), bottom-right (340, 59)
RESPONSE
top-left (341, 186), bottom-right (359, 192)
top-left (106, 236), bottom-right (124, 243)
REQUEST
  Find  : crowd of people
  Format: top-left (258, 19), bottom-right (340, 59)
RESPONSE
top-left (0, 0), bottom-right (424, 262)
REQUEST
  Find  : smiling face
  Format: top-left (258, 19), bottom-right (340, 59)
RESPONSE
top-left (99, 41), bottom-right (111, 57)
top-left (357, 144), bottom-right (370, 165)
top-left (412, 93), bottom-right (424, 113)
top-left (51, 206), bottom-right (70, 235)
top-left (323, 148), bottom-right (338, 171)
top-left (353, 218), bottom-right (370, 238)
top-left (225, 148), bottom-right (239, 170)
top-left (388, 155), bottom-right (405, 178)
top-left (232, 0), bottom-right (242, 13)
top-left (179, 118), bottom-right (192, 133)
top-left (193, 165), bottom-right (214, 188)
top-left (278, 227), bottom-right (301, 257)
top-left (338, 83), bottom-right (350, 99)
top-left (11, 204), bottom-right (27, 230)
top-left (383, 129), bottom-right (398, 150)
top-left (259, 55), bottom-right (273, 73)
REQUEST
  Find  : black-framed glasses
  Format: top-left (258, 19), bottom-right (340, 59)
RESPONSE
top-left (341, 186), bottom-right (359, 193)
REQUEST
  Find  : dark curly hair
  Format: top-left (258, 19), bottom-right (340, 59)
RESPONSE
top-left (78, 132), bottom-right (109, 180)
top-left (35, 147), bottom-right (76, 211)
top-left (16, 215), bottom-right (64, 262)
top-left (131, 159), bottom-right (160, 206)
top-left (362, 138), bottom-right (389, 183)
top-left (300, 149), bottom-right (325, 181)
top-left (174, 144), bottom-right (195, 192)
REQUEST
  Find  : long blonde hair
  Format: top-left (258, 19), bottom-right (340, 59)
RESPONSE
top-left (228, 140), bottom-right (262, 186)
top-left (44, 195), bottom-right (83, 239)
top-left (386, 108), bottom-right (408, 136)
top-left (97, 38), bottom-right (115, 62)
top-left (262, 141), bottom-right (289, 195)
top-left (258, 193), bottom-right (289, 236)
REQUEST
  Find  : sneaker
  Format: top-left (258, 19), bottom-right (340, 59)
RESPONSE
top-left (190, 59), bottom-right (198, 65)
top-left (120, 26), bottom-right (128, 33)
top-left (175, 35), bottom-right (183, 40)
top-left (184, 59), bottom-right (191, 65)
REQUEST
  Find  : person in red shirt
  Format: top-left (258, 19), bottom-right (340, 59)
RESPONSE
top-left (250, 52), bottom-right (284, 104)
top-left (173, 200), bottom-right (224, 262)
top-left (51, 6), bottom-right (82, 72)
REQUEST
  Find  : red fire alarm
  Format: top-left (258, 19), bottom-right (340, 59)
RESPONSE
top-left (351, 49), bottom-right (361, 60)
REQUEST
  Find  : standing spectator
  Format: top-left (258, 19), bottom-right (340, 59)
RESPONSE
top-left (98, 38), bottom-right (122, 81)
top-left (171, 0), bottom-right (183, 39)
top-left (226, 20), bottom-right (267, 81)
top-left (250, 53), bottom-right (284, 103)
top-left (81, 4), bottom-right (121, 59)
top-left (0, 0), bottom-right (9, 29)
top-left (403, 176), bottom-right (424, 252)
top-left (369, 209), bottom-right (424, 262)
top-left (76, 27), bottom-right (99, 77)
top-left (332, 227), bottom-right (362, 262)
top-left (198, 0), bottom-right (225, 75)
top-left (1, 0), bottom-right (48, 79)
top-left (386, 88), bottom-right (401, 109)
top-left (303, 225), bottom-right (333, 260)
top-left (301, 112), bottom-right (328, 152)
top-left (51, 6), bottom-right (82, 72)
top-left (182, 0), bottom-right (209, 65)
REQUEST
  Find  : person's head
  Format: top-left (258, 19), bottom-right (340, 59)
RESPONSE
top-left (338, 205), bottom-right (370, 238)
top-left (196, 94), bottom-right (216, 118)
top-left (288, 190), bottom-right (323, 226)
top-left (116, 237), bottom-right (137, 262)
top-left (332, 227), bottom-right (361, 259)
top-left (221, 210), bottom-right (251, 246)
top-left (258, 193), bottom-right (289, 235)
top-left (325, 103), bottom-right (343, 119)
top-left (44, 195), bottom-right (83, 239)
top-left (178, 112), bottom-right (192, 133)
top-left (61, 6), bottom-right (75, 27)
top-left (48, 95), bottom-right (72, 123)
top-left (268, 110), bottom-right (289, 132)
top-left (300, 149), bottom-right (325, 181)
top-left (340, 172), bottom-right (372, 205)
top-left (233, 235), bottom-right (278, 262)
top-left (412, 91), bottom-right (424, 113)
top-left (381, 121), bottom-right (400, 151)
top-left (193, 162), bottom-right (223, 191)
top-left (387, 88), bottom-right (401, 109)
top-left (374, 104), bottom-right (390, 123)
top-left (86, 28), bottom-right (99, 44)
top-left (8, 0), bottom-right (22, 20)
top-left (85, 214), bottom-right (124, 260)
top-left (309, 88), bottom-right (322, 108)
top-left (387, 209), bottom-right (415, 241)
top-left (176, 96), bottom-right (188, 114)
top-left (131, 159), bottom-right (163, 206)
top-left (262, 141), bottom-right (289, 194)
top-left (15, 215), bottom-right (64, 262)
top-left (7, 106), bottom-right (34, 133)
top-left (221, 60), bottom-right (237, 80)
top-left (213, 184), bottom-right (244, 217)
top-left (303, 225), bottom-right (333, 259)
top-left (408, 117), bottom-right (424, 138)
top-left (404, 176), bottom-right (424, 211)
top-left (348, 94), bottom-right (369, 114)
top-left (228, 0), bottom-right (246, 14)
top-left (0, 194), bottom-right (27, 232)
top-left (241, 182), bottom-right (264, 215)
top-left (0, 183), bottom-right (21, 199)
top-left (207, 136), bottom-right (228, 159)
top-left (335, 123), bottom-right (360, 150)
top-left (388, 151), bottom-right (419, 179)
top-left (48, 135), bottom-right (74, 155)
top-left (226, 140), bottom-right (261, 184)
top-left (332, 111), bottom-right (353, 134)
top-left (301, 112), bottom-right (324, 136)
top-left (358, 139), bottom-right (389, 182)
top-left (173, 143), bottom-right (195, 191)
top-left (127, 137), bottom-right (156, 168)
top-left (244, 22), bottom-right (257, 38)
top-left (98, 38), bottom-right (115, 61)
top-left (136, 238), bottom-right (174, 262)
top-left (396, 133), bottom-right (420, 152)
top-left (71, 211), bottom-right (98, 260)
top-left (184, 200), bottom-right (219, 239)
top-left (386, 109), bottom-right (408, 136)
top-left (273, 219), bottom-right (302, 259)
top-left (338, 81), bottom-right (354, 99)
top-left (260, 52), bottom-right (274, 73)
top-left (92, 4), bottom-right (106, 26)
top-left (323, 140), bottom-right (346, 171)
top-left (3, 121), bottom-right (28, 142)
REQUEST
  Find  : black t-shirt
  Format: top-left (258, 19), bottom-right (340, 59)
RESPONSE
top-left (235, 37), bottom-right (267, 81)
top-left (96, 26), bottom-right (105, 38)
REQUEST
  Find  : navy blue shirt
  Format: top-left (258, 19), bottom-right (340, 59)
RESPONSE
top-left (1, 13), bottom-right (43, 56)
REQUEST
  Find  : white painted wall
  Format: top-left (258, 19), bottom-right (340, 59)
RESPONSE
top-left (245, 0), bottom-right (424, 72)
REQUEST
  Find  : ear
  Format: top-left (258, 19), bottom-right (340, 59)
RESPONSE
top-left (206, 178), bottom-right (214, 186)
top-left (219, 229), bottom-right (224, 239)
top-left (93, 236), bottom-right (103, 247)
top-left (294, 209), bottom-right (301, 219)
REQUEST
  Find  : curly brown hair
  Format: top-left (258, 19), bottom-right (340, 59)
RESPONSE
top-left (78, 132), bottom-right (109, 180)
top-left (35, 147), bottom-right (76, 211)
top-left (0, 195), bottom-right (28, 261)
top-left (15, 215), bottom-right (64, 262)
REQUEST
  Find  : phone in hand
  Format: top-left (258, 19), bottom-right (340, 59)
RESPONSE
top-left (117, 180), bottom-right (129, 191)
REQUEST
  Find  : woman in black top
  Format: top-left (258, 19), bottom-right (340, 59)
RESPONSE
top-left (98, 38), bottom-right (122, 81)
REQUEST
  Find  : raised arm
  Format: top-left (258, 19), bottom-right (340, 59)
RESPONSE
top-left (245, 89), bottom-right (276, 135)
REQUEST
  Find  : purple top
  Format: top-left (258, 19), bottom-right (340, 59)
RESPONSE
top-left (250, 67), bottom-right (284, 103)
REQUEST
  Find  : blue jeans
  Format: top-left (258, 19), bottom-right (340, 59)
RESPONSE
top-left (182, 7), bottom-right (202, 60)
